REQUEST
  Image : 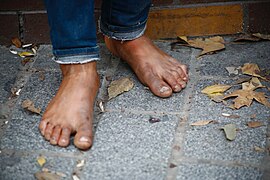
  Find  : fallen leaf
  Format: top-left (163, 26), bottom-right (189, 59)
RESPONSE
top-left (76, 160), bottom-right (85, 168)
top-left (22, 43), bottom-right (33, 48)
top-left (190, 120), bottom-right (213, 126)
top-left (37, 156), bottom-right (46, 167)
top-left (222, 124), bottom-right (237, 141)
top-left (221, 113), bottom-right (240, 119)
top-left (210, 95), bottom-right (225, 103)
top-left (98, 101), bottom-right (105, 112)
top-left (72, 174), bottom-right (80, 180)
top-left (234, 77), bottom-right (251, 85)
top-left (252, 33), bottom-right (270, 40)
top-left (254, 146), bottom-right (265, 152)
top-left (108, 77), bottom-right (134, 100)
top-left (247, 121), bottom-right (263, 128)
top-left (201, 84), bottom-right (231, 97)
top-left (241, 63), bottom-right (263, 78)
top-left (177, 36), bottom-right (225, 57)
top-left (223, 89), bottom-right (270, 109)
top-left (35, 172), bottom-right (61, 180)
top-left (242, 77), bottom-right (264, 91)
top-left (18, 51), bottom-right (35, 58)
top-left (225, 66), bottom-right (239, 75)
top-left (9, 49), bottom-right (18, 55)
top-left (233, 34), bottom-right (261, 42)
top-left (21, 58), bottom-right (33, 66)
top-left (22, 99), bottom-right (41, 115)
top-left (11, 37), bottom-right (22, 48)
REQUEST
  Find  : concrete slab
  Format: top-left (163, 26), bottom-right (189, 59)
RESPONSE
top-left (80, 112), bottom-right (180, 180)
top-left (182, 79), bottom-right (269, 164)
top-left (0, 46), bottom-right (21, 103)
top-left (176, 163), bottom-right (262, 180)
top-left (199, 41), bottom-right (270, 77)
top-left (0, 152), bottom-right (77, 180)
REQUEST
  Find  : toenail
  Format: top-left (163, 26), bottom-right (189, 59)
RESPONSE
top-left (79, 136), bottom-right (90, 142)
top-left (174, 85), bottom-right (181, 91)
top-left (160, 86), bottom-right (170, 93)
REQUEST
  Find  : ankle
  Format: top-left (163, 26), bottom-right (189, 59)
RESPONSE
top-left (60, 62), bottom-right (98, 77)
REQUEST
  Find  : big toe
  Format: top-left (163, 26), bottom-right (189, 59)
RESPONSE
top-left (74, 124), bottom-right (93, 150)
top-left (146, 75), bottom-right (173, 98)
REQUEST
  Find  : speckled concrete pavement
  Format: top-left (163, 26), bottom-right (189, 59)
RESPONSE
top-left (0, 37), bottom-right (269, 180)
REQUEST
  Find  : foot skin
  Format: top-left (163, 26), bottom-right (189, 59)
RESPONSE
top-left (105, 35), bottom-right (189, 98)
top-left (39, 62), bottom-right (100, 150)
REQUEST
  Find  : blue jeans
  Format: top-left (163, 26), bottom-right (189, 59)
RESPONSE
top-left (44, 0), bottom-right (151, 64)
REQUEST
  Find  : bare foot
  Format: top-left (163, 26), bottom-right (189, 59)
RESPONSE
top-left (105, 35), bottom-right (189, 97)
top-left (39, 62), bottom-right (99, 150)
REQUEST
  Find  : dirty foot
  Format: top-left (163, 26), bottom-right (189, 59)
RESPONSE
top-left (105, 35), bottom-right (189, 97)
top-left (39, 62), bottom-right (99, 150)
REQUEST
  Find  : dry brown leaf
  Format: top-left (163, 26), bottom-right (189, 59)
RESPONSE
top-left (21, 58), bottom-right (33, 66)
top-left (247, 121), bottom-right (263, 128)
top-left (241, 63), bottom-right (263, 78)
top-left (234, 77), bottom-right (252, 85)
top-left (190, 120), bottom-right (213, 126)
top-left (254, 146), bottom-right (265, 152)
top-left (37, 156), bottom-right (46, 167)
top-left (242, 77), bottom-right (264, 91)
top-left (201, 84), bottom-right (231, 97)
top-left (222, 124), bottom-right (237, 141)
top-left (233, 34), bottom-right (261, 42)
top-left (108, 77), bottom-right (134, 100)
top-left (252, 33), bottom-right (270, 40)
top-left (11, 37), bottom-right (22, 48)
top-left (225, 66), bottom-right (239, 75)
top-left (35, 172), bottom-right (61, 180)
top-left (177, 36), bottom-right (225, 57)
top-left (223, 89), bottom-right (270, 109)
top-left (22, 99), bottom-right (41, 114)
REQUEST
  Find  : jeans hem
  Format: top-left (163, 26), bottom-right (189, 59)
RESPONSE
top-left (100, 21), bottom-right (146, 41)
top-left (53, 55), bottom-right (100, 64)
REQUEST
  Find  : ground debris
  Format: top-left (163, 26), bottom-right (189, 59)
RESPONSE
top-left (108, 77), bottom-right (134, 100)
top-left (22, 99), bottom-right (41, 115)
top-left (222, 124), bottom-right (237, 141)
top-left (172, 36), bottom-right (225, 57)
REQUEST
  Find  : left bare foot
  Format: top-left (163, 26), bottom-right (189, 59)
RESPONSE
top-left (105, 35), bottom-right (189, 98)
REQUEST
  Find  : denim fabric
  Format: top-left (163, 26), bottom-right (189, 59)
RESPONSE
top-left (44, 0), bottom-right (151, 64)
top-left (100, 0), bottom-right (151, 40)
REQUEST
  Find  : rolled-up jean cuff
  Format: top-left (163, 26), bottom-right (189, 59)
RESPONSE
top-left (53, 54), bottom-right (100, 64)
top-left (52, 45), bottom-right (100, 64)
top-left (100, 22), bottom-right (146, 41)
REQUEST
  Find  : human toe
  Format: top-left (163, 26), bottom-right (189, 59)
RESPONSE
top-left (74, 125), bottom-right (93, 150)
top-left (39, 119), bottom-right (48, 136)
top-left (58, 127), bottom-right (71, 147)
top-left (50, 125), bottom-right (61, 145)
top-left (44, 123), bottom-right (54, 140)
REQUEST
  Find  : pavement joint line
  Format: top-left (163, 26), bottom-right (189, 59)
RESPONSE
top-left (104, 108), bottom-right (185, 116)
top-left (174, 156), bottom-right (263, 169)
top-left (166, 49), bottom-right (199, 180)
top-left (198, 75), bottom-right (240, 81)
top-left (0, 148), bottom-right (84, 159)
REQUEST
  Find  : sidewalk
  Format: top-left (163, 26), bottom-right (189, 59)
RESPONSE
top-left (0, 37), bottom-right (269, 180)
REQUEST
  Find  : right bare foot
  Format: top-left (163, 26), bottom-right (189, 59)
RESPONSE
top-left (39, 62), bottom-right (100, 150)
